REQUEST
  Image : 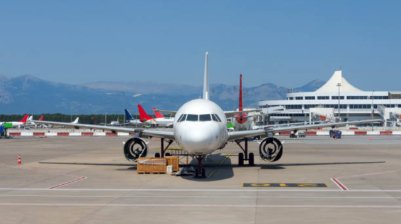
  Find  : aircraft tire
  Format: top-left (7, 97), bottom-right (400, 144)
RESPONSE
top-left (238, 153), bottom-right (244, 166)
top-left (249, 153), bottom-right (255, 166)
top-left (155, 152), bottom-right (160, 158)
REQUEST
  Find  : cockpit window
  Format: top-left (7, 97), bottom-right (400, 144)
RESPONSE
top-left (212, 114), bottom-right (222, 122)
top-left (177, 114), bottom-right (186, 122)
top-left (199, 114), bottom-right (211, 121)
top-left (186, 114), bottom-right (199, 121)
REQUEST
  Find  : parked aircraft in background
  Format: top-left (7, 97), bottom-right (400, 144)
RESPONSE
top-left (26, 115), bottom-right (45, 128)
top-left (35, 52), bottom-right (381, 178)
top-left (123, 109), bottom-right (142, 125)
top-left (138, 104), bottom-right (174, 127)
top-left (0, 114), bottom-right (30, 128)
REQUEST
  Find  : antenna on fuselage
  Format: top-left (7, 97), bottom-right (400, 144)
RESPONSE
top-left (202, 51), bottom-right (209, 100)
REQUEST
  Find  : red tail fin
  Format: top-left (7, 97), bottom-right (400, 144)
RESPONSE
top-left (152, 108), bottom-right (164, 119)
top-left (38, 115), bottom-right (44, 121)
top-left (137, 104), bottom-right (153, 122)
top-left (20, 114), bottom-right (29, 123)
top-left (239, 73), bottom-right (243, 112)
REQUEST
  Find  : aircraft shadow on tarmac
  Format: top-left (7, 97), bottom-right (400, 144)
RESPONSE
top-left (179, 154), bottom-right (234, 182)
top-left (39, 160), bottom-right (384, 180)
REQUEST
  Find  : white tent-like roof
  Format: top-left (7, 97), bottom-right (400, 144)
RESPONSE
top-left (315, 70), bottom-right (362, 93)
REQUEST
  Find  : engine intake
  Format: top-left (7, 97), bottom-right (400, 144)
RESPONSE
top-left (259, 137), bottom-right (283, 162)
top-left (123, 137), bottom-right (148, 161)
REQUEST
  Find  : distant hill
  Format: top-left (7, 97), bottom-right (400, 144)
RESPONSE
top-left (0, 75), bottom-right (324, 114)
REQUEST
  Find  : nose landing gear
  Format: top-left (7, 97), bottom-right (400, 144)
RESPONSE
top-left (194, 155), bottom-right (206, 178)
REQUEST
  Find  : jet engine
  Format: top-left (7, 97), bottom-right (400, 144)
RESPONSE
top-left (123, 137), bottom-right (148, 161)
top-left (259, 137), bottom-right (283, 162)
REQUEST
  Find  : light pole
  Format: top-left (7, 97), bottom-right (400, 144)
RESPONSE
top-left (371, 91), bottom-right (374, 130)
top-left (337, 83), bottom-right (341, 121)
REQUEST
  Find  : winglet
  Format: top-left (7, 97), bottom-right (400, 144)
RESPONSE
top-left (71, 117), bottom-right (79, 124)
top-left (202, 51), bottom-right (209, 100)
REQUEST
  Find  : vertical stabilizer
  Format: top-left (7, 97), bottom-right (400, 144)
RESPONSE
top-left (202, 52), bottom-right (209, 100)
top-left (137, 104), bottom-right (153, 122)
top-left (152, 108), bottom-right (165, 119)
top-left (239, 74), bottom-right (243, 112)
top-left (20, 114), bottom-right (29, 123)
top-left (124, 109), bottom-right (133, 121)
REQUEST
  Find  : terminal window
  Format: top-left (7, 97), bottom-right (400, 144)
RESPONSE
top-left (317, 96), bottom-right (329, 100)
top-left (305, 96), bottom-right (315, 100)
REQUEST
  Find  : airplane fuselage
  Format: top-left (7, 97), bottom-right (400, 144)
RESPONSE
top-left (174, 99), bottom-right (228, 155)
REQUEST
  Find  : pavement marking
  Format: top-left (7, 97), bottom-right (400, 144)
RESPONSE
top-left (48, 176), bottom-right (88, 189)
top-left (2, 188), bottom-right (401, 192)
top-left (243, 183), bottom-right (327, 188)
top-left (2, 195), bottom-right (401, 199)
top-left (1, 203), bottom-right (401, 208)
top-left (337, 170), bottom-right (401, 179)
top-left (331, 177), bottom-right (349, 191)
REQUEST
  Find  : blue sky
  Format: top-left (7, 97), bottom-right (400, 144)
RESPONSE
top-left (1, 0), bottom-right (401, 90)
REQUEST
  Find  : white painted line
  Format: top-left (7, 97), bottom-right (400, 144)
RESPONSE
top-left (1, 188), bottom-right (401, 192)
top-left (48, 176), bottom-right (88, 189)
top-left (0, 203), bottom-right (401, 208)
top-left (337, 170), bottom-right (401, 179)
top-left (330, 177), bottom-right (349, 191)
top-left (1, 195), bottom-right (401, 199)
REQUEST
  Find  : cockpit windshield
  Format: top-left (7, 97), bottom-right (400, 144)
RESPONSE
top-left (177, 114), bottom-right (222, 122)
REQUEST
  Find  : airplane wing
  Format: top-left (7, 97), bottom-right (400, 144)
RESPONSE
top-left (159, 109), bottom-right (261, 118)
top-left (33, 120), bottom-right (175, 140)
top-left (224, 109), bottom-right (261, 117)
top-left (228, 119), bottom-right (382, 141)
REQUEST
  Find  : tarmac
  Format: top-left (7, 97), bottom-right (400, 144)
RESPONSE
top-left (1, 135), bottom-right (401, 223)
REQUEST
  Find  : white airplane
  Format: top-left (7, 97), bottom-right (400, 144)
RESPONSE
top-left (137, 104), bottom-right (174, 127)
top-left (35, 52), bottom-right (381, 178)
top-left (0, 114), bottom-right (30, 128)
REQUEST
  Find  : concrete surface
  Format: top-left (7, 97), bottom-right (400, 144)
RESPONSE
top-left (0, 135), bottom-right (401, 223)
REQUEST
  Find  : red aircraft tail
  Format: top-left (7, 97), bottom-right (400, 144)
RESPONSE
top-left (152, 108), bottom-right (164, 119)
top-left (137, 104), bottom-right (153, 122)
top-left (235, 74), bottom-right (247, 124)
top-left (20, 114), bottom-right (29, 123)
top-left (38, 115), bottom-right (44, 121)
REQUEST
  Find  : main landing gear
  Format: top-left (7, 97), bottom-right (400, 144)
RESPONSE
top-left (235, 138), bottom-right (254, 166)
top-left (154, 138), bottom-right (174, 158)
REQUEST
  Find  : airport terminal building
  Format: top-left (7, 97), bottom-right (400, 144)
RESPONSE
top-left (258, 71), bottom-right (401, 127)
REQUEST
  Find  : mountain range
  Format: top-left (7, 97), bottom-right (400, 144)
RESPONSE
top-left (0, 75), bottom-right (324, 114)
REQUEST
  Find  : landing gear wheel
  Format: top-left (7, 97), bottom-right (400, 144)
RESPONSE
top-left (248, 153), bottom-right (255, 166)
top-left (165, 152), bottom-right (171, 156)
top-left (238, 153), bottom-right (244, 166)
top-left (155, 152), bottom-right (160, 158)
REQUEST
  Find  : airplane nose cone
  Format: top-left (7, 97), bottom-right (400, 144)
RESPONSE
top-left (180, 127), bottom-right (218, 154)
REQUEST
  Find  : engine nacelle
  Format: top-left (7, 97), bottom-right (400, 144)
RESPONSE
top-left (123, 137), bottom-right (148, 161)
top-left (259, 137), bottom-right (283, 162)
